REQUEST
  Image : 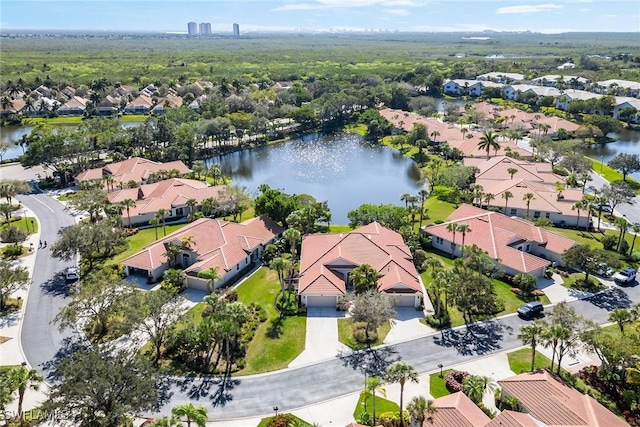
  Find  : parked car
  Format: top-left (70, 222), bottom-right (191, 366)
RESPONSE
top-left (517, 301), bottom-right (544, 319)
top-left (65, 267), bottom-right (79, 283)
top-left (595, 263), bottom-right (614, 277)
top-left (598, 204), bottom-right (613, 214)
top-left (612, 268), bottom-right (637, 285)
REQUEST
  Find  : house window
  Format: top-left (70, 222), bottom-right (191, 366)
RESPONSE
top-left (545, 212), bottom-right (551, 219)
top-left (237, 264), bottom-right (240, 271)
top-left (517, 246), bottom-right (523, 251)
top-left (526, 244), bottom-right (530, 251)
top-left (176, 207), bottom-right (184, 216)
top-left (533, 211), bottom-right (540, 218)
top-left (435, 237), bottom-right (443, 245)
top-left (182, 253), bottom-right (189, 266)
top-left (510, 209), bottom-right (517, 215)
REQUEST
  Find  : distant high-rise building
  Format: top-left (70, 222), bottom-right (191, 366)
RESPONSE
top-left (233, 23), bottom-right (240, 36)
top-left (187, 22), bottom-right (198, 35)
top-left (199, 22), bottom-right (211, 35)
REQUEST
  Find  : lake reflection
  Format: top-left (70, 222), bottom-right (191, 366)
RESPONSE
top-left (582, 128), bottom-right (640, 181)
top-left (208, 132), bottom-right (425, 224)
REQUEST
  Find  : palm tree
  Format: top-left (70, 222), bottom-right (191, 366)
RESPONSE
top-left (502, 190), bottom-right (513, 213)
top-left (157, 208), bottom-right (169, 237)
top-left (518, 321), bottom-right (545, 371)
top-left (365, 376), bottom-right (386, 424)
top-left (283, 228), bottom-right (302, 260)
top-left (386, 361), bottom-right (419, 426)
top-left (446, 222), bottom-right (458, 256)
top-left (350, 263), bottom-right (382, 294)
top-left (522, 192), bottom-right (536, 218)
top-left (8, 364), bottom-right (43, 421)
top-left (462, 375), bottom-right (486, 404)
top-left (149, 216), bottom-right (160, 240)
top-left (478, 130), bottom-right (499, 159)
top-left (120, 198), bottom-right (136, 228)
top-left (507, 168), bottom-right (518, 180)
top-left (149, 415), bottom-right (181, 426)
top-left (456, 223), bottom-right (471, 255)
top-left (400, 193), bottom-right (411, 208)
top-left (608, 308), bottom-right (632, 335)
top-left (572, 199), bottom-right (588, 229)
top-left (418, 189), bottom-right (429, 228)
top-left (542, 323), bottom-right (570, 373)
top-left (171, 403), bottom-right (208, 427)
top-left (483, 192), bottom-right (495, 210)
top-left (615, 216), bottom-right (629, 253)
top-left (430, 130), bottom-right (440, 144)
top-left (270, 257), bottom-right (289, 292)
top-left (186, 198), bottom-right (198, 215)
top-left (407, 396), bottom-right (438, 425)
top-left (197, 266), bottom-right (221, 293)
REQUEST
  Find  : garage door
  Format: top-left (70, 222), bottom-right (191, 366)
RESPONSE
top-left (389, 294), bottom-right (416, 307)
top-left (306, 295), bottom-right (337, 307)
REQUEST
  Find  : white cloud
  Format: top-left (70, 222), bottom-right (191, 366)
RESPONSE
top-left (496, 3), bottom-right (564, 14)
top-left (273, 0), bottom-right (423, 12)
top-left (385, 8), bottom-right (410, 15)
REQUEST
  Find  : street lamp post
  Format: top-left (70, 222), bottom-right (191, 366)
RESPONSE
top-left (273, 406), bottom-right (279, 418)
top-left (23, 210), bottom-right (30, 233)
top-left (438, 363), bottom-right (444, 378)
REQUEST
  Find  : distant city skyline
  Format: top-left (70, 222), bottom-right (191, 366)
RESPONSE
top-left (1, 0), bottom-right (638, 33)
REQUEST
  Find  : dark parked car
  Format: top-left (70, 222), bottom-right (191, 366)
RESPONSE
top-left (517, 301), bottom-right (544, 319)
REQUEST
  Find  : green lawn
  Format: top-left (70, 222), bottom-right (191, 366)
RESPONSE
top-left (429, 369), bottom-right (454, 398)
top-left (25, 114), bottom-right (148, 125)
top-left (590, 158), bottom-right (640, 194)
top-left (329, 224), bottom-right (353, 232)
top-left (0, 216), bottom-right (38, 235)
top-left (422, 198), bottom-right (457, 225)
top-left (562, 273), bottom-right (605, 292)
top-left (236, 267), bottom-right (306, 375)
top-left (353, 391), bottom-right (400, 420)
top-left (508, 348), bottom-right (552, 374)
top-left (108, 223), bottom-right (187, 264)
top-left (345, 123), bottom-right (367, 136)
top-left (337, 318), bottom-right (392, 349)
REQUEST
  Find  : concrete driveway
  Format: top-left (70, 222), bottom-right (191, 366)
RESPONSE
top-left (288, 307), bottom-right (349, 368)
top-left (384, 307), bottom-right (434, 344)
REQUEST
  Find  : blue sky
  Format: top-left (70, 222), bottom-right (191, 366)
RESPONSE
top-left (1, 0), bottom-right (638, 33)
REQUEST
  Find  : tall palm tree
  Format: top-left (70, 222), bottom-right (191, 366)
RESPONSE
top-left (8, 364), bottom-right (43, 421)
top-left (507, 168), bottom-right (518, 180)
top-left (283, 228), bottom-right (302, 260)
top-left (608, 308), bottom-right (632, 335)
top-left (270, 257), bottom-right (289, 292)
top-left (120, 198), bottom-right (136, 228)
top-left (518, 321), bottom-right (545, 371)
top-left (149, 415), bottom-right (181, 426)
top-left (477, 130), bottom-right (499, 159)
top-left (483, 192), bottom-right (495, 210)
top-left (502, 190), bottom-right (513, 213)
top-left (386, 361), bottom-right (419, 426)
top-left (407, 396), bottom-right (438, 425)
top-left (365, 376), bottom-right (386, 424)
top-left (149, 216), bottom-right (160, 240)
top-left (400, 193), bottom-right (411, 208)
top-left (171, 403), bottom-right (208, 427)
top-left (522, 193), bottom-right (536, 218)
top-left (418, 189), bottom-right (429, 228)
top-left (615, 216), bottom-right (629, 253)
top-left (197, 266), bottom-right (221, 293)
top-left (572, 199), bottom-right (588, 229)
top-left (446, 222), bottom-right (458, 256)
top-left (157, 208), bottom-right (169, 237)
top-left (630, 224), bottom-right (640, 255)
top-left (456, 223), bottom-right (471, 255)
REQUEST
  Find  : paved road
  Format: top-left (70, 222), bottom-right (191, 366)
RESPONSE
top-left (17, 193), bottom-right (78, 373)
top-left (589, 170), bottom-right (640, 226)
top-left (153, 284), bottom-right (640, 419)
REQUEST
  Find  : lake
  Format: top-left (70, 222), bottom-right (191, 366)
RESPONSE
top-left (582, 128), bottom-right (640, 181)
top-left (207, 132), bottom-right (425, 225)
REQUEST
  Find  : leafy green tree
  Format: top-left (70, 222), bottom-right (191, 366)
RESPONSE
top-left (350, 263), bottom-right (382, 294)
top-left (386, 361), bottom-right (419, 426)
top-left (602, 181), bottom-right (636, 212)
top-left (351, 290), bottom-right (396, 344)
top-left (0, 260), bottom-right (30, 311)
top-left (149, 415), bottom-right (181, 427)
top-left (608, 308), bottom-right (632, 335)
top-left (171, 403), bottom-right (208, 427)
top-left (197, 266), bottom-right (221, 293)
top-left (365, 376), bottom-right (387, 425)
top-left (513, 273), bottom-right (537, 296)
top-left (51, 221), bottom-right (126, 270)
top-left (608, 153), bottom-right (640, 182)
top-left (562, 244), bottom-right (617, 284)
top-left (347, 203), bottom-right (409, 231)
top-left (42, 349), bottom-right (159, 427)
top-left (518, 321), bottom-right (545, 371)
top-left (254, 184), bottom-right (299, 227)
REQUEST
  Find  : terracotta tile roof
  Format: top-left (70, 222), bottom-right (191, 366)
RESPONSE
top-left (429, 392), bottom-right (491, 427)
top-left (464, 156), bottom-right (563, 184)
top-left (423, 205), bottom-right (576, 274)
top-left (298, 222), bottom-right (422, 296)
top-left (485, 410), bottom-right (539, 427)
top-left (122, 216), bottom-right (283, 273)
top-left (76, 157), bottom-right (191, 187)
top-left (498, 371), bottom-right (628, 427)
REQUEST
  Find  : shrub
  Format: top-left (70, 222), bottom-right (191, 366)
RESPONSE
top-left (445, 370), bottom-right (470, 393)
top-left (601, 235), bottom-right (617, 251)
top-left (1, 243), bottom-right (23, 258)
top-left (425, 313), bottom-right (451, 328)
top-left (535, 217), bottom-right (553, 227)
top-left (510, 287), bottom-right (523, 295)
top-left (267, 414), bottom-right (296, 427)
top-left (1, 226), bottom-right (27, 243)
top-left (618, 240), bottom-right (629, 255)
top-left (224, 289), bottom-right (238, 302)
top-left (531, 289), bottom-right (545, 297)
top-left (630, 252), bottom-right (640, 262)
top-left (477, 402), bottom-right (496, 419)
top-left (378, 411), bottom-right (409, 425)
top-left (433, 219), bottom-right (444, 224)
top-left (353, 322), bottom-right (378, 343)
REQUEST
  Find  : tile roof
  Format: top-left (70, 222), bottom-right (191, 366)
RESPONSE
top-left (298, 222), bottom-right (422, 296)
top-left (429, 392), bottom-right (491, 427)
top-left (498, 371), bottom-right (628, 427)
top-left (485, 410), bottom-right (539, 427)
top-left (464, 156), bottom-right (563, 184)
top-left (122, 216), bottom-right (283, 273)
top-left (423, 205), bottom-right (576, 274)
top-left (76, 157), bottom-right (191, 187)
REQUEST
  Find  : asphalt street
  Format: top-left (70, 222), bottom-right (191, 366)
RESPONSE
top-left (17, 193), bottom-right (78, 374)
top-left (589, 170), bottom-right (640, 226)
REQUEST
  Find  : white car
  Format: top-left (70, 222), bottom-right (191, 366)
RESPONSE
top-left (595, 263), bottom-right (614, 277)
top-left (612, 268), bottom-right (637, 285)
top-left (65, 267), bottom-right (79, 283)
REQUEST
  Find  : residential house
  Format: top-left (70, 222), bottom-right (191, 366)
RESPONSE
top-left (503, 85), bottom-right (561, 101)
top-left (427, 392), bottom-right (491, 427)
top-left (443, 79), bottom-right (503, 97)
top-left (596, 79), bottom-right (640, 97)
top-left (498, 371), bottom-right (628, 426)
top-left (58, 96), bottom-right (89, 116)
top-left (75, 157), bottom-right (191, 188)
top-left (122, 216), bottom-right (283, 288)
top-left (107, 178), bottom-right (226, 226)
top-left (555, 89), bottom-right (602, 110)
top-left (60, 86), bottom-right (77, 99)
top-left (532, 75), bottom-right (589, 89)
top-left (151, 94), bottom-right (184, 115)
top-left (474, 179), bottom-right (591, 228)
top-left (423, 205), bottom-right (576, 277)
top-left (476, 72), bottom-right (525, 84)
top-left (464, 156), bottom-right (565, 184)
top-left (613, 97), bottom-right (640, 122)
top-left (124, 95), bottom-right (154, 114)
top-left (298, 222), bottom-right (424, 307)
top-left (96, 95), bottom-right (120, 116)
top-left (0, 98), bottom-right (26, 118)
